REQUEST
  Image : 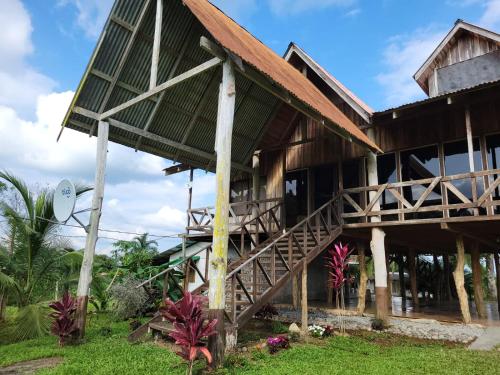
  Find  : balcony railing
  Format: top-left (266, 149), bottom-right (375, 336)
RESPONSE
top-left (341, 168), bottom-right (500, 226)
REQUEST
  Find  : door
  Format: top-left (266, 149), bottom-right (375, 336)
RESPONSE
top-left (285, 170), bottom-right (308, 227)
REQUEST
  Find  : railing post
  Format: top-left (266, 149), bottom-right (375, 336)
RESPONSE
top-left (271, 245), bottom-right (276, 285)
top-left (253, 259), bottom-right (258, 303)
top-left (316, 213), bottom-right (320, 242)
top-left (231, 275), bottom-right (236, 322)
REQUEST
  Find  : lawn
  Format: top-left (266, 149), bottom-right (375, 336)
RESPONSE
top-left (1, 314), bottom-right (499, 375)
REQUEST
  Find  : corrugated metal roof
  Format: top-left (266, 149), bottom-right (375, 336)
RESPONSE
top-left (61, 0), bottom-right (380, 173)
top-left (183, 0), bottom-right (380, 152)
top-left (376, 78), bottom-right (500, 115)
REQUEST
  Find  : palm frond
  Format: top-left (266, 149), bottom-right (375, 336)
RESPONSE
top-left (9, 303), bottom-right (50, 342)
top-left (0, 171), bottom-right (34, 221)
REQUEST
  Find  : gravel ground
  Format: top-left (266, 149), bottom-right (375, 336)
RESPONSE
top-left (276, 307), bottom-right (486, 343)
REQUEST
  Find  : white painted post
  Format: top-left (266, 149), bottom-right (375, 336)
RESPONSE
top-left (150, 0), bottom-right (163, 90)
top-left (74, 121), bottom-right (109, 339)
top-left (208, 59), bottom-right (236, 367)
top-left (366, 128), bottom-right (389, 321)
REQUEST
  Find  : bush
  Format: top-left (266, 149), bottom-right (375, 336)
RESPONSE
top-left (267, 336), bottom-right (290, 354)
top-left (49, 293), bottom-right (77, 346)
top-left (109, 276), bottom-right (148, 320)
top-left (308, 324), bottom-right (325, 338)
top-left (271, 321), bottom-right (288, 334)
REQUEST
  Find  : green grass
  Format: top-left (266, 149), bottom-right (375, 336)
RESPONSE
top-left (1, 315), bottom-right (499, 375)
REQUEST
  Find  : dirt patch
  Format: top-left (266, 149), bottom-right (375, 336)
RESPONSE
top-left (0, 357), bottom-right (63, 375)
top-left (350, 330), bottom-right (463, 348)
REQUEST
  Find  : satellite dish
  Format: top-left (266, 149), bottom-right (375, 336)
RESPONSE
top-left (54, 179), bottom-right (76, 223)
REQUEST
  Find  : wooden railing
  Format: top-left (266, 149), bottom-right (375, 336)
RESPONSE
top-left (224, 194), bottom-right (343, 326)
top-left (187, 198), bottom-right (283, 235)
top-left (341, 169), bottom-right (500, 226)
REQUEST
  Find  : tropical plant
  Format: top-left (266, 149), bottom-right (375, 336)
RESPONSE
top-left (112, 233), bottom-right (158, 274)
top-left (308, 324), bottom-right (325, 338)
top-left (266, 336), bottom-right (290, 354)
top-left (49, 292), bottom-right (77, 346)
top-left (160, 291), bottom-right (217, 375)
top-left (0, 171), bottom-right (90, 341)
top-left (325, 242), bottom-right (353, 334)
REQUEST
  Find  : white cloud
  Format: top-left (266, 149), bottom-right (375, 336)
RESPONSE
top-left (0, 0), bottom-right (55, 118)
top-left (268, 0), bottom-right (356, 16)
top-left (375, 27), bottom-right (445, 107)
top-left (479, 0), bottom-right (500, 29)
top-left (58, 0), bottom-right (113, 39)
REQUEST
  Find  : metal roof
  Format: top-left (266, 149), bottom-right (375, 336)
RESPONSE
top-left (60, 0), bottom-right (380, 173)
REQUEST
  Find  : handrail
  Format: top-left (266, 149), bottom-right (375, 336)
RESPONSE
top-left (189, 197), bottom-right (283, 213)
top-left (136, 243), bottom-right (212, 288)
top-left (226, 193), bottom-right (342, 279)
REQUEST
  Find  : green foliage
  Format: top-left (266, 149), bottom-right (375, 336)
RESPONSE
top-left (109, 276), bottom-right (148, 320)
top-left (0, 304), bottom-right (50, 343)
top-left (1, 319), bottom-right (500, 375)
top-left (111, 233), bottom-right (158, 274)
top-left (271, 321), bottom-right (288, 334)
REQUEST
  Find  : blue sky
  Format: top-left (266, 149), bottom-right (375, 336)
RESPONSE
top-left (0, 0), bottom-right (499, 254)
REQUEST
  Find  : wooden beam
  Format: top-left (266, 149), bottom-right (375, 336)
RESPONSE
top-left (301, 259), bottom-right (308, 334)
top-left (357, 242), bottom-right (368, 314)
top-left (99, 57), bottom-right (222, 121)
top-left (74, 121), bottom-right (109, 339)
top-left (73, 107), bottom-right (251, 173)
top-left (150, 0), bottom-right (163, 90)
top-left (208, 59), bottom-right (236, 367)
top-left (471, 243), bottom-right (487, 318)
top-left (453, 235), bottom-right (471, 324)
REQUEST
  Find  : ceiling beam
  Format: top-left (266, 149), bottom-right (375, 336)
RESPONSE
top-left (72, 107), bottom-right (251, 173)
top-left (99, 57), bottom-right (222, 121)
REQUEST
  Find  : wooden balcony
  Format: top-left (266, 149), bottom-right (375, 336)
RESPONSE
top-left (341, 168), bottom-right (500, 228)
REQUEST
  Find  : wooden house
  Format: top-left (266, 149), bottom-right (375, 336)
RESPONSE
top-left (61, 0), bottom-right (499, 358)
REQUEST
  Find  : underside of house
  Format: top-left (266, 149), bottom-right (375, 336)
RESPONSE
top-left (61, 0), bottom-right (500, 347)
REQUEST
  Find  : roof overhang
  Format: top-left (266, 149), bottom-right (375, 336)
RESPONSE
top-left (60, 0), bottom-right (381, 172)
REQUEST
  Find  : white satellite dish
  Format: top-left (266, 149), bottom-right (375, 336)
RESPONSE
top-left (54, 179), bottom-right (76, 223)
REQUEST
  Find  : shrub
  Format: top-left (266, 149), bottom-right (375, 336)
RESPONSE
top-left (109, 276), bottom-right (148, 320)
top-left (308, 324), bottom-right (325, 338)
top-left (160, 291), bottom-right (217, 375)
top-left (255, 303), bottom-right (278, 320)
top-left (267, 336), bottom-right (290, 354)
top-left (271, 321), bottom-right (288, 334)
top-left (323, 325), bottom-right (333, 337)
top-left (49, 292), bottom-right (77, 346)
top-left (371, 318), bottom-right (387, 331)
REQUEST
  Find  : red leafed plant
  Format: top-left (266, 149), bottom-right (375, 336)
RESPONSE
top-left (49, 292), bottom-right (77, 346)
top-left (325, 242), bottom-right (353, 334)
top-left (160, 291), bottom-right (217, 375)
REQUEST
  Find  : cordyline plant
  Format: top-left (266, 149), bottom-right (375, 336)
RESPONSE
top-left (49, 292), bottom-right (77, 346)
top-left (160, 291), bottom-right (217, 375)
top-left (325, 242), bottom-right (353, 334)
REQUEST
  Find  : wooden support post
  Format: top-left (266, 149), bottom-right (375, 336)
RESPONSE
top-left (301, 259), bottom-right (308, 334)
top-left (292, 273), bottom-right (300, 310)
top-left (443, 254), bottom-right (453, 302)
top-left (367, 129), bottom-right (389, 321)
top-left (386, 253), bottom-right (392, 312)
top-left (398, 254), bottom-right (407, 312)
top-left (486, 254), bottom-right (497, 300)
top-left (252, 152), bottom-right (260, 248)
top-left (208, 59), bottom-right (236, 368)
top-left (408, 249), bottom-right (419, 308)
top-left (74, 121), bottom-right (109, 340)
top-left (150, 0), bottom-right (162, 90)
top-left (465, 106), bottom-right (479, 216)
top-left (471, 243), bottom-right (487, 319)
top-left (495, 252), bottom-right (500, 314)
top-left (453, 235), bottom-right (471, 324)
top-left (357, 242), bottom-right (368, 314)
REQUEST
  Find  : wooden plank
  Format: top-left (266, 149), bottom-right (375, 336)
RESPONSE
top-left (150, 0), bottom-right (162, 90)
top-left (413, 177), bottom-right (440, 211)
top-left (477, 175), bottom-right (500, 206)
top-left (443, 181), bottom-right (472, 204)
top-left (388, 188), bottom-right (413, 209)
top-left (99, 57), bottom-right (222, 120)
top-left (343, 193), bottom-right (363, 213)
top-left (363, 184), bottom-right (387, 214)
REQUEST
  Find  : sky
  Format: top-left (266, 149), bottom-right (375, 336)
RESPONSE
top-left (0, 0), bottom-right (499, 254)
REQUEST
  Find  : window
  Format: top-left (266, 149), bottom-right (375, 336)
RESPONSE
top-left (377, 153), bottom-right (398, 220)
top-left (230, 180), bottom-right (250, 215)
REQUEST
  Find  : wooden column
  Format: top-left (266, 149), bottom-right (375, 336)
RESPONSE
top-left (443, 254), bottom-right (453, 302)
top-left (408, 249), bottom-right (419, 308)
top-left (301, 259), bottom-right (308, 334)
top-left (486, 254), bottom-right (497, 300)
top-left (366, 129), bottom-right (389, 321)
top-left (386, 253), bottom-right (392, 312)
top-left (75, 121), bottom-right (109, 340)
top-left (186, 167), bottom-right (194, 231)
top-left (453, 235), bottom-right (471, 324)
top-left (495, 252), bottom-right (500, 314)
top-left (208, 59), bottom-right (236, 367)
top-left (398, 255), bottom-right (407, 312)
top-left (471, 244), bottom-right (487, 319)
top-left (357, 242), bottom-right (368, 314)
top-left (465, 106), bottom-right (479, 216)
top-left (252, 151), bottom-right (260, 248)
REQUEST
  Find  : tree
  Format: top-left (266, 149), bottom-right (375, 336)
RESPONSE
top-left (112, 233), bottom-right (158, 275)
top-left (0, 171), bottom-right (90, 340)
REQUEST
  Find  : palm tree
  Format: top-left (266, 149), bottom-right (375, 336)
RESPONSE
top-left (112, 233), bottom-right (159, 275)
top-left (0, 171), bottom-right (90, 341)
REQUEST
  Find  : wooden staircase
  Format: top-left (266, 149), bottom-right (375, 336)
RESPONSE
top-left (129, 195), bottom-right (342, 341)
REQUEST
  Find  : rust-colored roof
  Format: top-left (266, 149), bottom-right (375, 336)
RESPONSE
top-left (183, 0), bottom-right (381, 152)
